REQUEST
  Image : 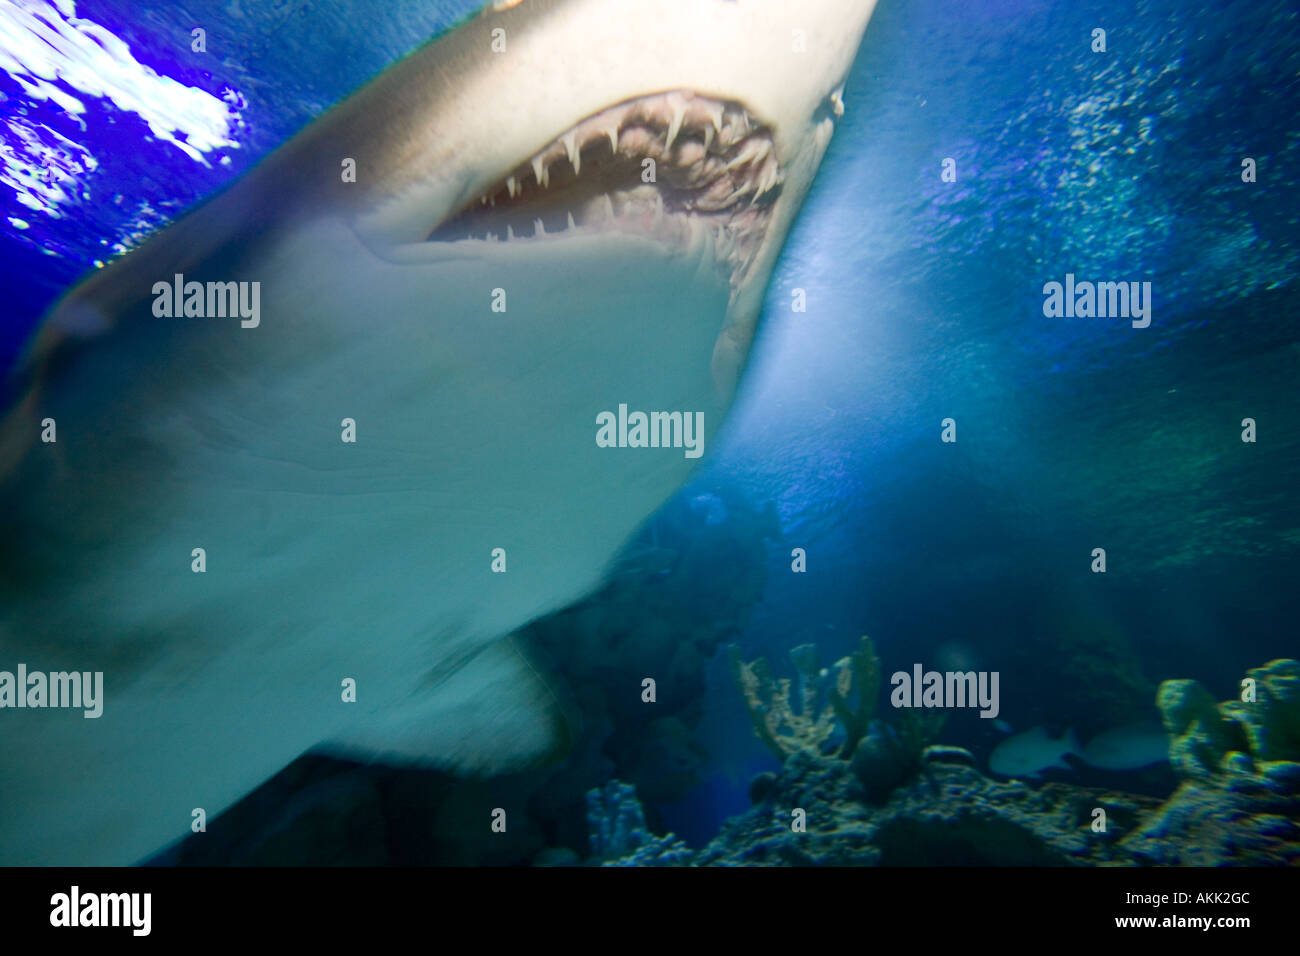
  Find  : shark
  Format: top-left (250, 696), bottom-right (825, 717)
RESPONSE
top-left (0, 0), bottom-right (881, 864)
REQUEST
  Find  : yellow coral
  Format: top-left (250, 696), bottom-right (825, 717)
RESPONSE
top-left (729, 635), bottom-right (880, 760)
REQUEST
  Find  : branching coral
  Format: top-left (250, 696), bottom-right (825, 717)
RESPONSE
top-left (729, 635), bottom-right (881, 761)
top-left (827, 637), bottom-right (882, 757)
top-left (585, 780), bottom-right (692, 865)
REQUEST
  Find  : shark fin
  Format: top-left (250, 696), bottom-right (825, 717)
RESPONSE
top-left (318, 636), bottom-right (574, 775)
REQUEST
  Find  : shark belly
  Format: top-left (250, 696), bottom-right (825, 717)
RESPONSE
top-left (0, 218), bottom-right (731, 864)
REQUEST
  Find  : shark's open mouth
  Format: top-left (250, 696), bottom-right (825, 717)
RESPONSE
top-left (427, 91), bottom-right (781, 292)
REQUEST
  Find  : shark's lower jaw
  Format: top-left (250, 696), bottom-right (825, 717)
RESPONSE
top-left (427, 90), bottom-right (781, 292)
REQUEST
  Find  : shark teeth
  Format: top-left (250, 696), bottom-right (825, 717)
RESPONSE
top-left (705, 103), bottom-right (724, 148)
top-left (562, 132), bottom-right (580, 174)
top-left (726, 138), bottom-right (770, 172)
top-left (753, 164), bottom-right (782, 201)
top-left (427, 90), bottom-right (780, 293)
top-left (664, 96), bottom-right (686, 151)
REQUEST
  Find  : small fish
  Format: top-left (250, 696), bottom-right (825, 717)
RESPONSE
top-left (1081, 722), bottom-right (1170, 771)
top-left (988, 726), bottom-right (1082, 778)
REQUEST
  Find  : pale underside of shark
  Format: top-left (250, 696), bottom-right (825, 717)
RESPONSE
top-left (0, 0), bottom-right (879, 864)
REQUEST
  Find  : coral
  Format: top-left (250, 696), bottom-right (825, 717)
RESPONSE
top-left (1158, 658), bottom-right (1300, 786)
top-left (828, 636), bottom-right (882, 757)
top-left (1158, 679), bottom-right (1244, 779)
top-left (1128, 658), bottom-right (1300, 865)
top-left (851, 709), bottom-right (947, 802)
top-left (585, 780), bottom-right (693, 866)
top-left (605, 836), bottom-right (696, 867)
top-left (729, 634), bottom-right (945, 808)
top-left (1223, 659), bottom-right (1300, 766)
top-left (1123, 780), bottom-right (1300, 866)
top-left (729, 635), bottom-right (880, 761)
top-left (697, 752), bottom-right (1161, 867)
top-left (698, 746), bottom-right (1297, 867)
top-left (586, 780), bottom-right (648, 858)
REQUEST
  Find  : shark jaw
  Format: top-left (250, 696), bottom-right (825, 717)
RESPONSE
top-left (427, 91), bottom-right (782, 296)
top-left (342, 0), bottom-right (882, 392)
top-left (381, 77), bottom-right (832, 396)
top-left (11, 0), bottom-right (882, 400)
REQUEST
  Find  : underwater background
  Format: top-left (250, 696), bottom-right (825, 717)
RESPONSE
top-left (1, 0), bottom-right (1297, 864)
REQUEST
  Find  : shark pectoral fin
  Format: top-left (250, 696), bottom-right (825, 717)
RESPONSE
top-left (318, 637), bottom-right (574, 775)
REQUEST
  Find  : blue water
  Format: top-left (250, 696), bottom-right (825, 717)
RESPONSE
top-left (2, 0), bottom-right (1297, 855)
top-left (682, 0), bottom-right (1300, 837)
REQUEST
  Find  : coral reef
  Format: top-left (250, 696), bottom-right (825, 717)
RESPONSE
top-left (1122, 779), bottom-right (1300, 866)
top-left (729, 634), bottom-right (945, 804)
top-left (850, 712), bottom-right (950, 803)
top-left (1159, 679), bottom-right (1244, 780)
top-left (693, 746), bottom-right (1295, 867)
top-left (695, 752), bottom-right (1162, 866)
top-left (728, 635), bottom-right (880, 761)
top-left (627, 657), bottom-right (1300, 866)
top-left (1126, 658), bottom-right (1300, 865)
top-left (155, 649), bottom-right (1298, 867)
top-left (585, 780), bottom-right (693, 866)
top-left (1227, 658), bottom-right (1300, 765)
top-left (1159, 658), bottom-right (1300, 786)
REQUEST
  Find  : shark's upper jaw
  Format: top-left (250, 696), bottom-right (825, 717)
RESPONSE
top-left (426, 90), bottom-right (781, 294)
